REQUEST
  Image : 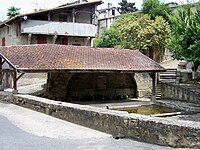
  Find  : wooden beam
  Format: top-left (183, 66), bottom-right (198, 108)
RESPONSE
top-left (1, 60), bottom-right (5, 65)
top-left (16, 73), bottom-right (25, 81)
top-left (0, 72), bottom-right (5, 83)
top-left (13, 71), bottom-right (17, 91)
top-left (11, 71), bottom-right (17, 93)
top-left (0, 69), bottom-right (15, 72)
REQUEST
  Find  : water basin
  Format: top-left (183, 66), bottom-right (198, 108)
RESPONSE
top-left (113, 104), bottom-right (181, 115)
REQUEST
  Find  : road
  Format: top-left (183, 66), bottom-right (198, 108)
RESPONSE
top-left (0, 102), bottom-right (173, 150)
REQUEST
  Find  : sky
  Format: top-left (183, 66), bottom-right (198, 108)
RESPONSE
top-left (0, 0), bottom-right (199, 21)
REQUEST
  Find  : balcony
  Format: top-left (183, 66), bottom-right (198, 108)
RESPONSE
top-left (21, 20), bottom-right (97, 37)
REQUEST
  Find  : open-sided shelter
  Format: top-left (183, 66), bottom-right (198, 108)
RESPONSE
top-left (0, 44), bottom-right (165, 101)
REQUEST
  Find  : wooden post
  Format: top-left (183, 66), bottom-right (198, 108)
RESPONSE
top-left (72, 9), bottom-right (75, 23)
top-left (0, 58), bottom-right (2, 84)
top-left (151, 73), bottom-right (156, 101)
top-left (13, 71), bottom-right (18, 93)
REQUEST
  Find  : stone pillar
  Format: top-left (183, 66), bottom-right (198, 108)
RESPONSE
top-left (44, 72), bottom-right (73, 100)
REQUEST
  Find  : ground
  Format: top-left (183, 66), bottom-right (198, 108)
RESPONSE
top-left (0, 102), bottom-right (172, 150)
top-left (1, 72), bottom-right (199, 149)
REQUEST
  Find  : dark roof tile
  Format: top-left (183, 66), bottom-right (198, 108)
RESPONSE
top-left (0, 44), bottom-right (165, 72)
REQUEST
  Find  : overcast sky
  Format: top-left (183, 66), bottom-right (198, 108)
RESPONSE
top-left (0, 0), bottom-right (198, 21)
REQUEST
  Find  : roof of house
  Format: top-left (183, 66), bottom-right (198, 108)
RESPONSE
top-left (0, 0), bottom-right (102, 26)
top-left (0, 44), bottom-right (165, 73)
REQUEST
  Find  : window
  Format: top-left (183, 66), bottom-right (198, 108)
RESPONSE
top-left (62, 38), bottom-right (68, 45)
top-left (112, 9), bottom-right (115, 16)
top-left (37, 36), bottom-right (47, 44)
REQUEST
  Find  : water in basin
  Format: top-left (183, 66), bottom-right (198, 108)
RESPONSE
top-left (113, 104), bottom-right (180, 115)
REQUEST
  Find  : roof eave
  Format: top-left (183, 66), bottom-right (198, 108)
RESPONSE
top-left (17, 68), bottom-right (166, 73)
top-left (0, 53), bottom-right (17, 70)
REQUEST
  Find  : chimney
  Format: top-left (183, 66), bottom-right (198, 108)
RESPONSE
top-left (78, 0), bottom-right (83, 3)
top-left (108, 3), bottom-right (112, 9)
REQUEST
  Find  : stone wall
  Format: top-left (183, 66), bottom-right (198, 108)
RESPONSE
top-left (44, 73), bottom-right (72, 100)
top-left (134, 73), bottom-right (152, 98)
top-left (44, 73), bottom-right (137, 101)
top-left (1, 92), bottom-right (200, 148)
top-left (160, 82), bottom-right (200, 104)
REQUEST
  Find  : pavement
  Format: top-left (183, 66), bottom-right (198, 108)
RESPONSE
top-left (0, 102), bottom-right (173, 150)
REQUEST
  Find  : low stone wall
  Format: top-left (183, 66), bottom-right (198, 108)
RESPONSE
top-left (160, 83), bottom-right (200, 104)
top-left (0, 92), bottom-right (200, 148)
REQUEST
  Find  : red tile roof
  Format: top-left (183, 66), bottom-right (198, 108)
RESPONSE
top-left (0, 45), bottom-right (165, 73)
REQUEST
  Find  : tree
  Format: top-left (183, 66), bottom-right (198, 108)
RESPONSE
top-left (142, 0), bottom-right (172, 21)
top-left (7, 6), bottom-right (21, 19)
top-left (167, 5), bottom-right (200, 71)
top-left (94, 27), bottom-right (121, 48)
top-left (117, 0), bottom-right (138, 14)
top-left (95, 13), bottom-right (171, 62)
top-left (117, 14), bottom-right (171, 52)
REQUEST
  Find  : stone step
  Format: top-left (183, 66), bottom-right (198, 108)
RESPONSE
top-left (158, 68), bottom-right (177, 83)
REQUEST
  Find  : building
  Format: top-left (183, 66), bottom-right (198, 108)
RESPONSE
top-left (97, 3), bottom-right (121, 37)
top-left (0, 45), bottom-right (165, 100)
top-left (0, 0), bottom-right (102, 47)
top-left (166, 1), bottom-right (200, 12)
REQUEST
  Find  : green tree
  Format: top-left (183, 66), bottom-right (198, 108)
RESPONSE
top-left (7, 6), bottom-right (21, 19)
top-left (95, 13), bottom-right (171, 62)
top-left (167, 5), bottom-right (200, 71)
top-left (117, 14), bottom-right (171, 52)
top-left (94, 27), bottom-right (121, 48)
top-left (142, 0), bottom-right (172, 21)
top-left (117, 0), bottom-right (138, 14)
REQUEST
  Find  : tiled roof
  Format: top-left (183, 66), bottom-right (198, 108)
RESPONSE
top-left (0, 0), bottom-right (102, 26)
top-left (0, 45), bottom-right (165, 73)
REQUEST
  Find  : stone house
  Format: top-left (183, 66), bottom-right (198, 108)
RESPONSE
top-left (97, 3), bottom-right (120, 37)
top-left (0, 45), bottom-right (165, 100)
top-left (0, 0), bottom-right (102, 47)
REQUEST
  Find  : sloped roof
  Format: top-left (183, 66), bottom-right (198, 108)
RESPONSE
top-left (0, 45), bottom-right (165, 73)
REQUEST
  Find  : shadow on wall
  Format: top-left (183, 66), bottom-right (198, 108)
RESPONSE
top-left (67, 73), bottom-right (137, 101)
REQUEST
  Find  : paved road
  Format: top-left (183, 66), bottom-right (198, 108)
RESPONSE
top-left (0, 102), bottom-right (172, 150)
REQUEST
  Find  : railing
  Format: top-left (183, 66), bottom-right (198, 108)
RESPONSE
top-left (21, 20), bottom-right (97, 37)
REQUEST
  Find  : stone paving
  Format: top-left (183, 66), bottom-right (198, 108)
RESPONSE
top-left (0, 102), bottom-right (173, 150)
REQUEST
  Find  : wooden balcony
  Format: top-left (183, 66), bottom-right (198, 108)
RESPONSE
top-left (21, 20), bottom-right (97, 37)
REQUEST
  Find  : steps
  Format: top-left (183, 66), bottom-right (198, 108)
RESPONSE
top-left (159, 68), bottom-right (177, 83)
top-left (155, 68), bottom-right (178, 99)
top-left (155, 85), bottom-right (162, 99)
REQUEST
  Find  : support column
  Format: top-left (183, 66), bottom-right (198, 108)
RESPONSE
top-left (72, 9), bottom-right (75, 23)
top-left (48, 12), bottom-right (51, 21)
top-left (13, 71), bottom-right (18, 93)
top-left (52, 35), bottom-right (57, 44)
top-left (28, 34), bottom-right (32, 44)
top-left (151, 73), bottom-right (156, 101)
